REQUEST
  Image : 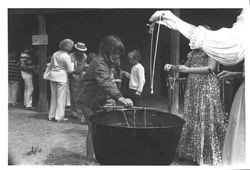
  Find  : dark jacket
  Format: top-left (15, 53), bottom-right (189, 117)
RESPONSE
top-left (75, 55), bottom-right (122, 111)
top-left (20, 52), bottom-right (34, 74)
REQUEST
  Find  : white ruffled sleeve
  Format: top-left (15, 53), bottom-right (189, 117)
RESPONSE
top-left (189, 9), bottom-right (246, 66)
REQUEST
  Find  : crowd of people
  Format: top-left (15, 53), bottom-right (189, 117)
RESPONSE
top-left (8, 35), bottom-right (147, 164)
top-left (8, 8), bottom-right (247, 166)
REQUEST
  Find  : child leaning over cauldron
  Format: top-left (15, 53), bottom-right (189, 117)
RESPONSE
top-left (75, 35), bottom-right (133, 165)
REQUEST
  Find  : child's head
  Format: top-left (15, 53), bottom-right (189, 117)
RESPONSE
top-left (128, 50), bottom-right (141, 65)
top-left (99, 35), bottom-right (125, 67)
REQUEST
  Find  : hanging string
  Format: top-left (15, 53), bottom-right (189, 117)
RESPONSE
top-left (150, 16), bottom-right (161, 94)
top-left (149, 27), bottom-right (154, 86)
top-left (169, 69), bottom-right (178, 90)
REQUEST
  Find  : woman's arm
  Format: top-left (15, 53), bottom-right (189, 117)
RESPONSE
top-left (64, 54), bottom-right (75, 73)
top-left (121, 70), bottom-right (131, 79)
top-left (171, 18), bottom-right (196, 40)
top-left (149, 10), bottom-right (246, 66)
top-left (177, 56), bottom-right (217, 74)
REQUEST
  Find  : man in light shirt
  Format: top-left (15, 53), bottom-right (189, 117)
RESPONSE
top-left (122, 50), bottom-right (145, 106)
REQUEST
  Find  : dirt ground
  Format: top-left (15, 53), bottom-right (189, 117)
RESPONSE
top-left (8, 106), bottom-right (88, 165)
top-left (8, 97), bottom-right (189, 166)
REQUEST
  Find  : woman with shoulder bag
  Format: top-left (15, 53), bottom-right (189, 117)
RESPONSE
top-left (47, 39), bottom-right (75, 122)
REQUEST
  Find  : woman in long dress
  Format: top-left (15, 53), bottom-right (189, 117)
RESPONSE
top-left (149, 9), bottom-right (247, 165)
top-left (175, 49), bottom-right (226, 165)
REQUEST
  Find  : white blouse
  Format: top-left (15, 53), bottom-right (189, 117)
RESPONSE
top-left (129, 63), bottom-right (145, 93)
top-left (49, 50), bottom-right (75, 83)
top-left (189, 9), bottom-right (247, 66)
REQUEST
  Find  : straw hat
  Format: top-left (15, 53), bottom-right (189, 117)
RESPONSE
top-left (75, 42), bottom-right (87, 51)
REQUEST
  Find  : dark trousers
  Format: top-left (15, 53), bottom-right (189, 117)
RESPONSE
top-left (128, 89), bottom-right (141, 106)
top-left (69, 75), bottom-right (81, 113)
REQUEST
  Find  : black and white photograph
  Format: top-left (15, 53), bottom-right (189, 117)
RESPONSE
top-left (1, 0), bottom-right (249, 168)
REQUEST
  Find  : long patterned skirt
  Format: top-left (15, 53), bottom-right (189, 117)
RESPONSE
top-left (177, 74), bottom-right (227, 165)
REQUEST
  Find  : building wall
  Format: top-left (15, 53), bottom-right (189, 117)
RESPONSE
top-left (8, 9), bottom-right (242, 104)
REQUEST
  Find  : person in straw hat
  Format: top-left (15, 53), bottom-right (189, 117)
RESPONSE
top-left (68, 42), bottom-right (89, 123)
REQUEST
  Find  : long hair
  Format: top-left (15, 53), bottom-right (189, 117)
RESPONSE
top-left (98, 35), bottom-right (125, 65)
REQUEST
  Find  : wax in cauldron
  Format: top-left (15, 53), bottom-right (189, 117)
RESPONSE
top-left (90, 107), bottom-right (185, 165)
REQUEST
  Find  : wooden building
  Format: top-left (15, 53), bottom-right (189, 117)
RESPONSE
top-left (8, 9), bottom-right (243, 114)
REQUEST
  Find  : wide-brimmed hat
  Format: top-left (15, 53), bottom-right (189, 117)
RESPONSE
top-left (75, 42), bottom-right (87, 51)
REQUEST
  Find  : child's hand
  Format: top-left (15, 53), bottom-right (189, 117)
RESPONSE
top-left (121, 71), bottom-right (130, 77)
top-left (164, 64), bottom-right (173, 71)
top-left (118, 97), bottom-right (133, 107)
top-left (164, 63), bottom-right (177, 71)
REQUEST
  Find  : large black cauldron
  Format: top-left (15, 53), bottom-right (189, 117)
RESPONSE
top-left (90, 107), bottom-right (185, 165)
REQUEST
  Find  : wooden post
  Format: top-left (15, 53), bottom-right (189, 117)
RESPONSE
top-left (37, 14), bottom-right (48, 112)
top-left (170, 9), bottom-right (180, 114)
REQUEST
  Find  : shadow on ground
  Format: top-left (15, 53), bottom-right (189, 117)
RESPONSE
top-left (44, 147), bottom-right (86, 165)
top-left (62, 128), bottom-right (87, 135)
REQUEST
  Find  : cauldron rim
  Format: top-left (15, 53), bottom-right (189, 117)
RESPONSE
top-left (90, 107), bottom-right (185, 129)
